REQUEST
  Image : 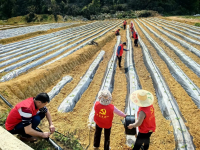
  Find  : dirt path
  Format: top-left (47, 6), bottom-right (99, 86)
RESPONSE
top-left (134, 20), bottom-right (200, 149)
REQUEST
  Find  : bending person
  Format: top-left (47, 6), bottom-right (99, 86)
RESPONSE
top-left (93, 90), bottom-right (126, 150)
top-left (128, 90), bottom-right (156, 150)
top-left (5, 93), bottom-right (55, 142)
top-left (115, 29), bottom-right (120, 36)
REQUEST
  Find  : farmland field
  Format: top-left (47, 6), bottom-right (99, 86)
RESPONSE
top-left (0, 17), bottom-right (200, 150)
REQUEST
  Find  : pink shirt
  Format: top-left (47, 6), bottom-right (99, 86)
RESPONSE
top-left (114, 106), bottom-right (126, 117)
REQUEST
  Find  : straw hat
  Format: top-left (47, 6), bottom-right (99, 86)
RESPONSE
top-left (130, 90), bottom-right (154, 107)
top-left (98, 90), bottom-right (112, 105)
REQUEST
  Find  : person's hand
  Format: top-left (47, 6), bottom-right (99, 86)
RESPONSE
top-left (49, 124), bottom-right (55, 134)
top-left (127, 124), bottom-right (134, 129)
top-left (42, 132), bottom-right (51, 138)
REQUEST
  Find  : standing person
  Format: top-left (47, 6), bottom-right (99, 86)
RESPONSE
top-left (5, 93), bottom-right (55, 142)
top-left (133, 31), bottom-right (138, 47)
top-left (116, 42), bottom-right (129, 68)
top-left (115, 29), bottom-right (120, 36)
top-left (130, 25), bottom-right (134, 38)
top-left (93, 90), bottom-right (126, 150)
top-left (128, 90), bottom-right (156, 150)
top-left (123, 20), bottom-right (127, 30)
top-left (130, 21), bottom-right (133, 29)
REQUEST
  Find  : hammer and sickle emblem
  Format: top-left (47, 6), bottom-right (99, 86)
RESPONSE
top-left (99, 109), bottom-right (106, 115)
top-left (150, 107), bottom-right (154, 114)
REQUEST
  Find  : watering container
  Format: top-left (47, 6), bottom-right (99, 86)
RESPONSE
top-left (124, 115), bottom-right (136, 135)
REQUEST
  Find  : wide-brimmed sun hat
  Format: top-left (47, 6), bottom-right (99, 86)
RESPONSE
top-left (98, 90), bottom-right (112, 105)
top-left (130, 90), bottom-right (154, 107)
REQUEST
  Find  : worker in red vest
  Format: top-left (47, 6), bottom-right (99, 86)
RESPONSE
top-left (115, 29), bottom-right (120, 36)
top-left (131, 21), bottom-right (133, 28)
top-left (128, 90), bottom-right (156, 150)
top-left (116, 42), bottom-right (129, 68)
top-left (133, 31), bottom-right (138, 47)
top-left (5, 93), bottom-right (55, 142)
top-left (94, 90), bottom-right (126, 150)
top-left (123, 20), bottom-right (127, 30)
top-left (130, 26), bottom-right (134, 38)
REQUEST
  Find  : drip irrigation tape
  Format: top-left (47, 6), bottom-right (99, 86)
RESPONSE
top-left (0, 94), bottom-right (62, 150)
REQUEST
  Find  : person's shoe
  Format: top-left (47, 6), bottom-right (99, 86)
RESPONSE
top-left (20, 136), bottom-right (37, 142)
top-left (93, 147), bottom-right (99, 150)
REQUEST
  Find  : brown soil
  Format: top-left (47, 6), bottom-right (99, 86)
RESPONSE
top-left (159, 16), bottom-right (200, 25)
top-left (134, 19), bottom-right (200, 150)
top-left (0, 18), bottom-right (200, 150)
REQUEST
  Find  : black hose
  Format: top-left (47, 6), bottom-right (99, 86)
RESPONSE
top-left (0, 94), bottom-right (62, 150)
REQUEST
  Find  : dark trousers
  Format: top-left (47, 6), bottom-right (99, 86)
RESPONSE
top-left (124, 25), bottom-right (126, 30)
top-left (117, 56), bottom-right (122, 68)
top-left (134, 39), bottom-right (138, 46)
top-left (94, 124), bottom-right (111, 150)
top-left (8, 112), bottom-right (45, 137)
top-left (133, 132), bottom-right (152, 150)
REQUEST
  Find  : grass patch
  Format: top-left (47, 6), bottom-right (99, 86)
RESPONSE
top-left (0, 109), bottom-right (10, 127)
top-left (54, 130), bottom-right (83, 150)
top-left (181, 16), bottom-right (200, 19)
top-left (195, 23), bottom-right (200, 27)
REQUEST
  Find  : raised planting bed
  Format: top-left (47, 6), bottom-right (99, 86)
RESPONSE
top-left (0, 22), bottom-right (108, 67)
top-left (147, 19), bottom-right (200, 46)
top-left (58, 50), bottom-right (105, 112)
top-left (139, 19), bottom-right (200, 77)
top-left (0, 21), bottom-right (120, 82)
top-left (0, 22), bottom-right (78, 39)
top-left (124, 25), bottom-right (141, 147)
top-left (153, 18), bottom-right (200, 36)
top-left (48, 75), bottom-right (73, 101)
top-left (144, 19), bottom-right (200, 58)
top-left (88, 36), bottom-right (121, 127)
top-left (133, 21), bottom-right (195, 149)
top-left (136, 19), bottom-right (200, 109)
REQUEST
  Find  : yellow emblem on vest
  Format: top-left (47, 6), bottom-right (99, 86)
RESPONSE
top-left (99, 109), bottom-right (106, 115)
top-left (150, 107), bottom-right (154, 114)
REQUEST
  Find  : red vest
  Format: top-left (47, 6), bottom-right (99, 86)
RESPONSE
top-left (94, 101), bottom-right (114, 129)
top-left (116, 44), bottom-right (124, 56)
top-left (5, 97), bottom-right (39, 130)
top-left (123, 21), bottom-right (127, 25)
top-left (133, 32), bottom-right (138, 39)
top-left (137, 105), bottom-right (156, 133)
top-left (115, 30), bottom-right (119, 34)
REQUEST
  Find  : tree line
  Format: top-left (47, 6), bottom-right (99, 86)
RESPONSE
top-left (0, 0), bottom-right (200, 20)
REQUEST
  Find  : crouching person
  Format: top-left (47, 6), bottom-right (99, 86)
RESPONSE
top-left (128, 90), bottom-right (156, 150)
top-left (5, 93), bottom-right (55, 142)
top-left (93, 90), bottom-right (126, 150)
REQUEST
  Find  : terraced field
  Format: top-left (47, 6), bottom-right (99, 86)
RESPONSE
top-left (0, 18), bottom-right (200, 150)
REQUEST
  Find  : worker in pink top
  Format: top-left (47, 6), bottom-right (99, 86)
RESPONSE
top-left (128, 90), bottom-right (156, 150)
top-left (123, 20), bottom-right (127, 30)
top-left (94, 90), bottom-right (126, 150)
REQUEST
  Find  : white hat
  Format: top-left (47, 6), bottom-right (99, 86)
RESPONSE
top-left (98, 90), bottom-right (112, 105)
top-left (130, 90), bottom-right (154, 107)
